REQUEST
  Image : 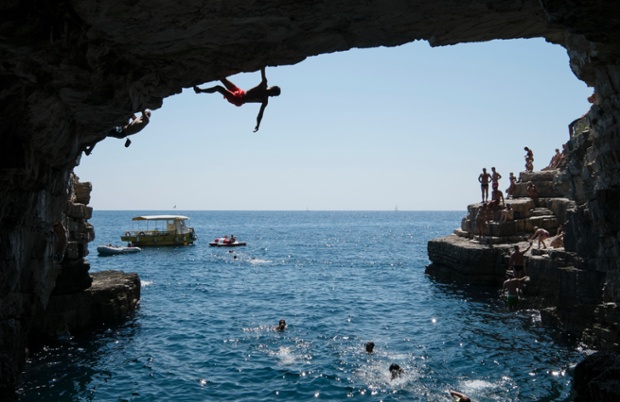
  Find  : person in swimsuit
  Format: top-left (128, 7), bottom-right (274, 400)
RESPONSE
top-left (490, 167), bottom-right (502, 190)
top-left (509, 243), bottom-right (532, 280)
top-left (478, 168), bottom-right (491, 202)
top-left (503, 276), bottom-right (530, 310)
top-left (194, 67), bottom-right (281, 132)
top-left (529, 226), bottom-right (550, 249)
top-left (505, 172), bottom-right (517, 199)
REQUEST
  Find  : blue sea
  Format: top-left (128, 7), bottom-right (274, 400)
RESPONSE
top-left (19, 211), bottom-right (586, 401)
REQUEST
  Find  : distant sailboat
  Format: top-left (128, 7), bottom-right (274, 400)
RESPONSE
top-left (394, 205), bottom-right (399, 212)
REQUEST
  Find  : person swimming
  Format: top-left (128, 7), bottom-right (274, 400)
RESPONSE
top-left (365, 341), bottom-right (375, 353)
top-left (389, 363), bottom-right (404, 379)
top-left (275, 319), bottom-right (286, 331)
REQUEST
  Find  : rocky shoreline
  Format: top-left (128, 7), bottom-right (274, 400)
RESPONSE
top-left (426, 121), bottom-right (620, 400)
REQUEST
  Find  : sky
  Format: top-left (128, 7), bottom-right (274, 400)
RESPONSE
top-left (75, 38), bottom-right (592, 211)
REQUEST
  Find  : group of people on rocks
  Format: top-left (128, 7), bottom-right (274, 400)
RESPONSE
top-left (475, 146), bottom-right (568, 312)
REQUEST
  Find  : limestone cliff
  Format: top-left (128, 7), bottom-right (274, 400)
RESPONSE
top-left (1, 0), bottom-right (620, 399)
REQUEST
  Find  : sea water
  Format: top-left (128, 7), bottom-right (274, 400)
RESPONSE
top-left (18, 211), bottom-right (585, 401)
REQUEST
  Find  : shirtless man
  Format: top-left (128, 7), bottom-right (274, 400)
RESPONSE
top-left (529, 226), bottom-right (550, 249)
top-left (478, 168), bottom-right (491, 202)
top-left (84, 109), bottom-right (151, 155)
top-left (503, 276), bottom-right (530, 310)
top-left (389, 363), bottom-right (404, 379)
top-left (508, 243), bottom-right (532, 279)
top-left (194, 67), bottom-right (281, 132)
top-left (490, 167), bottom-right (502, 190)
top-left (489, 188), bottom-right (505, 208)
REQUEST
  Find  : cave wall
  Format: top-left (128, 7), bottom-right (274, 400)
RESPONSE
top-left (1, 0), bottom-right (620, 398)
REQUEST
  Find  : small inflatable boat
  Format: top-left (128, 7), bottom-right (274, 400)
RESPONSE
top-left (97, 245), bottom-right (142, 256)
top-left (208, 236), bottom-right (246, 247)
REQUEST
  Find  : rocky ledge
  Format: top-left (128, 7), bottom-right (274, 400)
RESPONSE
top-left (30, 270), bottom-right (141, 345)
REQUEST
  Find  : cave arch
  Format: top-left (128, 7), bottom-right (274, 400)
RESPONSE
top-left (2, 1), bottom-right (620, 398)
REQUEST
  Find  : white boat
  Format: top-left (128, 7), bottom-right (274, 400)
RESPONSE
top-left (97, 245), bottom-right (142, 256)
top-left (120, 215), bottom-right (197, 246)
top-left (209, 235), bottom-right (246, 247)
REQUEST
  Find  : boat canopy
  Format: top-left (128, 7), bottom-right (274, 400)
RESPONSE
top-left (132, 215), bottom-right (190, 221)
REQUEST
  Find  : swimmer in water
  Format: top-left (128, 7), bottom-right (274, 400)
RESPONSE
top-left (365, 341), bottom-right (375, 353)
top-left (449, 390), bottom-right (471, 402)
top-left (389, 363), bottom-right (404, 379)
top-left (275, 319), bottom-right (286, 331)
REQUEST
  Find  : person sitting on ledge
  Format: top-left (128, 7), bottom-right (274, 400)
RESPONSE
top-left (489, 188), bottom-right (504, 209)
top-left (194, 67), bottom-right (281, 132)
top-left (499, 204), bottom-right (513, 224)
top-left (549, 225), bottom-right (565, 249)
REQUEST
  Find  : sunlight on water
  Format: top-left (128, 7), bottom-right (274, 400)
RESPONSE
top-left (18, 211), bottom-right (584, 401)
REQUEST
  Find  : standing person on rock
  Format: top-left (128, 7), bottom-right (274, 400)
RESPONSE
top-left (475, 202), bottom-right (489, 240)
top-left (194, 67), bottom-right (281, 132)
top-left (478, 168), bottom-right (491, 202)
top-left (524, 147), bottom-right (534, 172)
top-left (490, 167), bottom-right (502, 191)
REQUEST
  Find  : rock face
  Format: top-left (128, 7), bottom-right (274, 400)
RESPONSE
top-left (1, 0), bottom-right (620, 399)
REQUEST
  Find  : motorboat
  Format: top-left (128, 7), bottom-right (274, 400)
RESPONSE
top-left (120, 215), bottom-right (197, 247)
top-left (209, 235), bottom-right (246, 247)
top-left (97, 244), bottom-right (142, 256)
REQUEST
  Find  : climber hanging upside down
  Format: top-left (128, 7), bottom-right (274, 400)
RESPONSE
top-left (193, 67), bottom-right (281, 132)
